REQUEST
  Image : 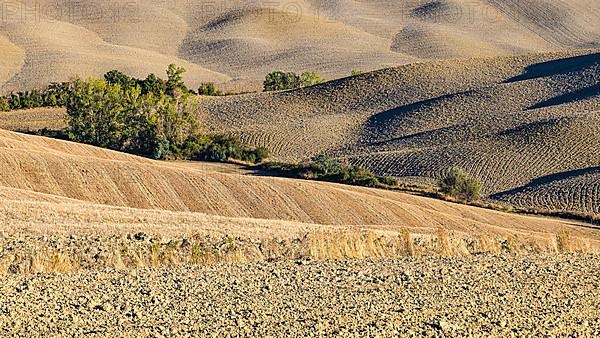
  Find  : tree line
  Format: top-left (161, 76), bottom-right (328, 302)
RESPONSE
top-left (63, 65), bottom-right (268, 162)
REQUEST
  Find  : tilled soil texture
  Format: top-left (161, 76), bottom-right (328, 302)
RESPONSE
top-left (2, 0), bottom-right (599, 93)
top-left (3, 51), bottom-right (599, 215)
top-left (0, 255), bottom-right (598, 337)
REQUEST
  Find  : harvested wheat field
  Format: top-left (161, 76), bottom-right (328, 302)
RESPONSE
top-left (5, 50), bottom-right (599, 214)
top-left (194, 50), bottom-right (600, 214)
top-left (1, 0), bottom-right (600, 336)
top-left (0, 129), bottom-right (598, 273)
top-left (1, 0), bottom-right (599, 92)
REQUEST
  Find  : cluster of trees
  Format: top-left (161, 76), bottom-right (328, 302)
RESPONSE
top-left (438, 167), bottom-right (482, 201)
top-left (0, 64), bottom-right (194, 112)
top-left (1, 68), bottom-right (363, 111)
top-left (66, 65), bottom-right (268, 163)
top-left (0, 83), bottom-right (72, 111)
top-left (260, 155), bottom-right (397, 188)
top-left (263, 71), bottom-right (324, 92)
top-left (103, 64), bottom-right (190, 98)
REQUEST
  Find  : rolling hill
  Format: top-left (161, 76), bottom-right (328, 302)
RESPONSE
top-left (0, 0), bottom-right (599, 92)
top-left (1, 128), bottom-right (598, 252)
top-left (2, 50), bottom-right (598, 214)
top-left (191, 50), bottom-right (599, 214)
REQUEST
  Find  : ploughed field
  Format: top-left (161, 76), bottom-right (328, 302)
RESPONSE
top-left (6, 51), bottom-right (597, 214)
top-left (197, 50), bottom-right (600, 214)
top-left (1, 0), bottom-right (599, 93)
top-left (1, 255), bottom-right (598, 337)
top-left (0, 2), bottom-right (599, 334)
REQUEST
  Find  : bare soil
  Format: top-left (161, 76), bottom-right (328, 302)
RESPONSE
top-left (0, 255), bottom-right (598, 337)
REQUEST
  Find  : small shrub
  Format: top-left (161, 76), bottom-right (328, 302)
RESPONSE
top-left (300, 71), bottom-right (324, 87)
top-left (439, 167), bottom-right (482, 201)
top-left (501, 238), bottom-right (517, 253)
top-left (0, 97), bottom-right (9, 111)
top-left (260, 155), bottom-right (396, 189)
top-left (341, 166), bottom-right (379, 187)
top-left (263, 71), bottom-right (301, 92)
top-left (351, 70), bottom-right (365, 76)
top-left (377, 175), bottom-right (399, 186)
top-left (189, 135), bottom-right (269, 164)
top-left (309, 154), bottom-right (344, 176)
top-left (198, 82), bottom-right (222, 96)
top-left (104, 69), bottom-right (138, 90)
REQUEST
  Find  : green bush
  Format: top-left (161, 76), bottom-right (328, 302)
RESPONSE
top-left (261, 155), bottom-right (394, 188)
top-left (351, 70), bottom-right (365, 76)
top-left (0, 97), bottom-right (9, 111)
top-left (0, 82), bottom-right (71, 111)
top-left (300, 71), bottom-right (324, 87)
top-left (189, 135), bottom-right (269, 164)
top-left (439, 167), bottom-right (482, 201)
top-left (263, 71), bottom-right (301, 92)
top-left (308, 154), bottom-right (344, 176)
top-left (140, 73), bottom-right (167, 97)
top-left (198, 83), bottom-right (222, 96)
top-left (104, 70), bottom-right (138, 90)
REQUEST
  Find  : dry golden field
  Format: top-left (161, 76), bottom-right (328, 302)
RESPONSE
top-left (2, 50), bottom-right (598, 214)
top-left (0, 128), bottom-right (598, 271)
top-left (0, 2), bottom-right (599, 334)
top-left (0, 0), bottom-right (599, 93)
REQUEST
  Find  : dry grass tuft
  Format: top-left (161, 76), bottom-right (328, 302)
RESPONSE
top-left (0, 228), bottom-right (598, 275)
top-left (435, 227), bottom-right (452, 256)
top-left (27, 250), bottom-right (78, 274)
top-left (555, 229), bottom-right (590, 253)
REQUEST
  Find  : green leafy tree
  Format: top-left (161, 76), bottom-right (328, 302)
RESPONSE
top-left (263, 71), bottom-right (301, 92)
top-left (438, 167), bottom-right (482, 201)
top-left (166, 64), bottom-right (188, 95)
top-left (300, 71), bottom-right (324, 87)
top-left (140, 73), bottom-right (166, 97)
top-left (65, 77), bottom-right (199, 159)
top-left (104, 70), bottom-right (138, 90)
top-left (66, 78), bottom-right (130, 150)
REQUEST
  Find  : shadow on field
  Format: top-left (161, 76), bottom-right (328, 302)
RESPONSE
top-left (505, 53), bottom-right (600, 83)
top-left (491, 166), bottom-right (600, 199)
top-left (529, 83), bottom-right (600, 109)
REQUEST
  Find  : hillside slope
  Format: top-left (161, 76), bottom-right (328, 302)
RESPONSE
top-left (1, 51), bottom-right (598, 213)
top-left (195, 50), bottom-right (600, 213)
top-left (0, 0), bottom-right (599, 92)
top-left (1, 129), bottom-right (598, 248)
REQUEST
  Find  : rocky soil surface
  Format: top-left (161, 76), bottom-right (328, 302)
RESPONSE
top-left (0, 255), bottom-right (598, 337)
